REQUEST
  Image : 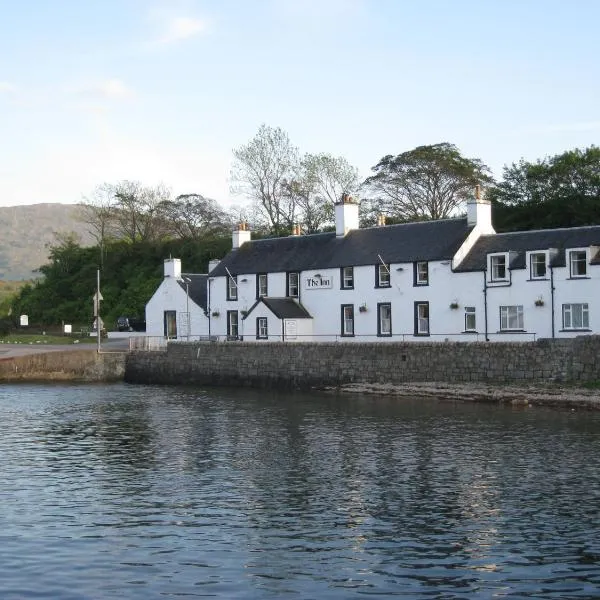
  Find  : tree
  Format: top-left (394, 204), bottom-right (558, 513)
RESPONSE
top-left (364, 143), bottom-right (492, 221)
top-left (230, 125), bottom-right (300, 233)
top-left (489, 146), bottom-right (600, 231)
top-left (159, 194), bottom-right (230, 240)
top-left (112, 181), bottom-right (171, 243)
top-left (286, 153), bottom-right (361, 233)
top-left (80, 183), bottom-right (118, 265)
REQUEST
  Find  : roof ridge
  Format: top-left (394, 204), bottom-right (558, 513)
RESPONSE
top-left (489, 224), bottom-right (600, 237)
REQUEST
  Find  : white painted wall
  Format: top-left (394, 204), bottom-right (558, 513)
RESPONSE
top-left (145, 277), bottom-right (209, 338)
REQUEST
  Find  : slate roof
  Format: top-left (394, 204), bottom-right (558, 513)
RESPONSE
top-left (177, 274), bottom-right (208, 311)
top-left (210, 218), bottom-right (474, 276)
top-left (455, 225), bottom-right (600, 272)
top-left (244, 297), bottom-right (312, 320)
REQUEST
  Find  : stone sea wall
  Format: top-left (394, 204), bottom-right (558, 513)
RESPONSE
top-left (125, 336), bottom-right (600, 389)
top-left (0, 350), bottom-right (126, 382)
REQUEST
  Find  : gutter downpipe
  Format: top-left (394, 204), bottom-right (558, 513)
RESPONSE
top-left (483, 270), bottom-right (489, 342)
top-left (550, 265), bottom-right (555, 339)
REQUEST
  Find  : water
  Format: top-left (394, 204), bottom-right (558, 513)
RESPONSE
top-left (1, 384), bottom-right (599, 599)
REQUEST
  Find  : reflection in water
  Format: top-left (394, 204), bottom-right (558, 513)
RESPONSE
top-left (0, 384), bottom-right (599, 598)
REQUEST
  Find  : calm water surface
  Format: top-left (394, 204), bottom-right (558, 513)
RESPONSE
top-left (1, 383), bottom-right (599, 598)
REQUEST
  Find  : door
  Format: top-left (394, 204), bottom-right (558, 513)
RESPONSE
top-left (164, 310), bottom-right (177, 339)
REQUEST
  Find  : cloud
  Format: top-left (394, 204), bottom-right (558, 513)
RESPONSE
top-left (71, 79), bottom-right (135, 101)
top-left (0, 81), bottom-right (18, 94)
top-left (158, 16), bottom-right (207, 44)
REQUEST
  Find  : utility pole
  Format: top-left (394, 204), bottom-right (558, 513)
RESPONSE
top-left (95, 269), bottom-right (102, 353)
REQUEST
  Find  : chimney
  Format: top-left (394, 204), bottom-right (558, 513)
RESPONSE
top-left (208, 259), bottom-right (221, 273)
top-left (467, 185), bottom-right (493, 233)
top-left (164, 258), bottom-right (181, 279)
top-left (232, 222), bottom-right (252, 249)
top-left (335, 193), bottom-right (359, 237)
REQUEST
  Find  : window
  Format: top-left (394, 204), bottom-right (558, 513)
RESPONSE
top-left (376, 263), bottom-right (391, 288)
top-left (377, 303), bottom-right (392, 336)
top-left (227, 310), bottom-right (239, 339)
top-left (256, 317), bottom-right (268, 339)
top-left (490, 255), bottom-right (507, 281)
top-left (569, 250), bottom-right (587, 277)
top-left (341, 304), bottom-right (354, 336)
top-left (530, 253), bottom-right (547, 279)
top-left (287, 272), bottom-right (299, 297)
top-left (562, 303), bottom-right (589, 330)
top-left (227, 274), bottom-right (238, 300)
top-left (257, 273), bottom-right (268, 298)
top-left (500, 305), bottom-right (524, 331)
top-left (414, 302), bottom-right (429, 336)
top-left (414, 261), bottom-right (429, 286)
top-left (341, 266), bottom-right (354, 289)
top-left (464, 306), bottom-right (476, 332)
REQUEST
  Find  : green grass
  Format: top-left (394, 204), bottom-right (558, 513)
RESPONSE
top-left (0, 333), bottom-right (97, 345)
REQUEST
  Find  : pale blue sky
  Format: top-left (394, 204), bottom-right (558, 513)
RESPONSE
top-left (1, 0), bottom-right (599, 207)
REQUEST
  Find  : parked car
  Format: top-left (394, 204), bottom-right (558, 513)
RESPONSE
top-left (117, 316), bottom-right (146, 332)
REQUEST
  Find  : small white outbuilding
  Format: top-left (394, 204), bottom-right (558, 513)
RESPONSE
top-left (145, 258), bottom-right (210, 339)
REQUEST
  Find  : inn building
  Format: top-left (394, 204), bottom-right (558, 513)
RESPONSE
top-left (145, 192), bottom-right (600, 342)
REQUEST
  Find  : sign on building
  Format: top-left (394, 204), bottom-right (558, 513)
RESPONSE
top-left (304, 276), bottom-right (332, 289)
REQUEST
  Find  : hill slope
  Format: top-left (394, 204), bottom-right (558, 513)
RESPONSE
top-left (0, 204), bottom-right (93, 280)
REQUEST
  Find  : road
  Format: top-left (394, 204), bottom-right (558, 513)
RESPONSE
top-left (0, 338), bottom-right (129, 358)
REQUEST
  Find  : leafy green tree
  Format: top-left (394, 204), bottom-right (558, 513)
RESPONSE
top-left (489, 146), bottom-right (600, 231)
top-left (364, 143), bottom-right (492, 220)
top-left (159, 193), bottom-right (231, 239)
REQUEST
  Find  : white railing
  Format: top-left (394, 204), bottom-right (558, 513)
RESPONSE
top-left (129, 331), bottom-right (539, 350)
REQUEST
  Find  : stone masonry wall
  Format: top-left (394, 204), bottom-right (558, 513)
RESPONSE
top-left (125, 336), bottom-right (600, 389)
top-left (0, 350), bottom-right (126, 382)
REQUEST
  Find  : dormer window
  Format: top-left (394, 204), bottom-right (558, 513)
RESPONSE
top-left (569, 250), bottom-right (588, 278)
top-left (489, 254), bottom-right (507, 281)
top-left (530, 252), bottom-right (547, 279)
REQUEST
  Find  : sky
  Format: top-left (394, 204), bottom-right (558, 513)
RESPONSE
top-left (1, 0), bottom-right (599, 208)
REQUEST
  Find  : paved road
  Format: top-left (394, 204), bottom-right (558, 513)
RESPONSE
top-left (0, 338), bottom-right (129, 358)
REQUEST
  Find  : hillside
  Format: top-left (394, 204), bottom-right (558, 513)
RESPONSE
top-left (0, 204), bottom-right (93, 280)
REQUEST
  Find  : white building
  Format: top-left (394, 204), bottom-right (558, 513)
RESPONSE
top-left (147, 193), bottom-right (600, 342)
top-left (145, 258), bottom-right (210, 339)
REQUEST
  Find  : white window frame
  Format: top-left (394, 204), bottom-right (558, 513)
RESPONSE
top-left (258, 273), bottom-right (268, 297)
top-left (500, 305), bottom-right (524, 331)
top-left (341, 305), bottom-right (354, 336)
top-left (341, 266), bottom-right (354, 289)
top-left (416, 261), bottom-right (429, 285)
top-left (257, 317), bottom-right (268, 339)
top-left (530, 252), bottom-right (547, 279)
top-left (287, 272), bottom-right (299, 297)
top-left (489, 254), bottom-right (508, 281)
top-left (227, 275), bottom-right (238, 300)
top-left (415, 302), bottom-right (429, 335)
top-left (464, 306), bottom-right (476, 332)
top-left (377, 264), bottom-right (391, 287)
top-left (569, 249), bottom-right (588, 278)
top-left (227, 310), bottom-right (239, 338)
top-left (378, 303), bottom-right (392, 336)
top-left (562, 303), bottom-right (589, 330)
